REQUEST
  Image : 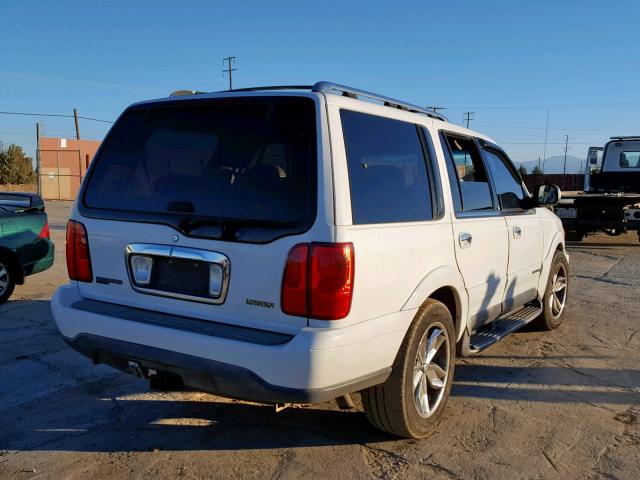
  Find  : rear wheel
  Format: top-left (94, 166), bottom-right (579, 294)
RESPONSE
top-left (361, 299), bottom-right (455, 438)
top-left (535, 251), bottom-right (569, 330)
top-left (0, 259), bottom-right (16, 305)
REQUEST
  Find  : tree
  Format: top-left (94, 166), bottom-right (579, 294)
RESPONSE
top-left (518, 163), bottom-right (528, 175)
top-left (0, 143), bottom-right (36, 184)
top-left (531, 165), bottom-right (543, 175)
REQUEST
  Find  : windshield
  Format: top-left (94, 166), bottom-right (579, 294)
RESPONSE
top-left (84, 97), bottom-right (317, 226)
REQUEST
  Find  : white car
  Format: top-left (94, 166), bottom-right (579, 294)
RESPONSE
top-left (52, 82), bottom-right (568, 438)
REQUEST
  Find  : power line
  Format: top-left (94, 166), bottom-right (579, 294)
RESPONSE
top-left (0, 110), bottom-right (113, 123)
top-left (474, 123), bottom-right (637, 133)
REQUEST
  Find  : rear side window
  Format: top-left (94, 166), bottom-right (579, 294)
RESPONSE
top-left (620, 151), bottom-right (640, 168)
top-left (340, 110), bottom-right (433, 224)
top-left (442, 134), bottom-right (494, 212)
top-left (83, 97), bottom-right (316, 227)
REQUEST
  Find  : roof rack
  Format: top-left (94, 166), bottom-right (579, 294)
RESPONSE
top-left (610, 136), bottom-right (640, 141)
top-left (215, 85), bottom-right (313, 93)
top-left (168, 81), bottom-right (449, 122)
top-left (311, 81), bottom-right (448, 122)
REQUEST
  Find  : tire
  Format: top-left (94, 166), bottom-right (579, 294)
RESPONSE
top-left (535, 251), bottom-right (569, 330)
top-left (361, 299), bottom-right (455, 438)
top-left (0, 258), bottom-right (16, 305)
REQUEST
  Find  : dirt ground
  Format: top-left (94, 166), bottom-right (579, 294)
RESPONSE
top-left (0, 201), bottom-right (638, 480)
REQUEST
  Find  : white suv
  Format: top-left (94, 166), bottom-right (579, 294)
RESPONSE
top-left (52, 82), bottom-right (568, 438)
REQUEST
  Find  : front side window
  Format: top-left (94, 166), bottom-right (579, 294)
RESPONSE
top-left (340, 110), bottom-right (433, 224)
top-left (620, 151), bottom-right (640, 168)
top-left (482, 148), bottom-right (525, 210)
top-left (442, 134), bottom-right (493, 212)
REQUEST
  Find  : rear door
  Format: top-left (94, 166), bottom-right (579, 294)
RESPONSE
top-left (440, 132), bottom-right (509, 331)
top-left (75, 95), bottom-right (326, 334)
top-left (481, 145), bottom-right (543, 311)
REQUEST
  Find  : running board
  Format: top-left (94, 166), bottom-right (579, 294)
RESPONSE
top-left (460, 305), bottom-right (543, 357)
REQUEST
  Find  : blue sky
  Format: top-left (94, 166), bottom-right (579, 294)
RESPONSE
top-left (1, 0), bottom-right (639, 173)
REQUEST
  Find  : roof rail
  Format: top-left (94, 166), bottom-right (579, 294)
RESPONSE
top-left (610, 136), bottom-right (640, 141)
top-left (169, 90), bottom-right (208, 97)
top-left (168, 82), bottom-right (449, 122)
top-left (312, 81), bottom-right (449, 122)
top-left (215, 85), bottom-right (313, 93)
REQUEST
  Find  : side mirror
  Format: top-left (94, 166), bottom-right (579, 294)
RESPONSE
top-left (533, 183), bottom-right (561, 207)
top-left (521, 183), bottom-right (561, 209)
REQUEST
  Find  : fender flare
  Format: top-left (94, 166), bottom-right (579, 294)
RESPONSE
top-left (537, 231), bottom-right (566, 296)
top-left (401, 264), bottom-right (468, 342)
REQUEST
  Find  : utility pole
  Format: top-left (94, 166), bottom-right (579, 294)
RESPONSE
top-left (36, 122), bottom-right (42, 196)
top-left (542, 109), bottom-right (550, 173)
top-left (222, 56), bottom-right (237, 91)
top-left (463, 111), bottom-right (474, 128)
top-left (563, 134), bottom-right (569, 174)
top-left (73, 108), bottom-right (80, 140)
top-left (427, 106), bottom-right (446, 114)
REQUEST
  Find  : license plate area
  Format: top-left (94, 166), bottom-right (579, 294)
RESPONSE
top-left (556, 207), bottom-right (577, 218)
top-left (153, 256), bottom-right (209, 297)
top-left (125, 244), bottom-right (230, 304)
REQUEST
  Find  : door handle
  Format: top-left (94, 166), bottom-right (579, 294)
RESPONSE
top-left (513, 226), bottom-right (522, 239)
top-left (459, 232), bottom-right (472, 248)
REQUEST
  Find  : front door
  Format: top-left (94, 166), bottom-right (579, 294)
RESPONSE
top-left (440, 133), bottom-right (509, 331)
top-left (481, 146), bottom-right (543, 311)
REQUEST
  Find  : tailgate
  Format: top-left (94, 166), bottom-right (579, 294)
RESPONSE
top-left (77, 219), bottom-right (312, 333)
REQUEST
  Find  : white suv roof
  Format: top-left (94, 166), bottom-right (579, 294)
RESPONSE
top-left (147, 81), bottom-right (496, 146)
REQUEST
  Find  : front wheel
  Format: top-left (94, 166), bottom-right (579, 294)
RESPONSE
top-left (535, 251), bottom-right (569, 330)
top-left (361, 299), bottom-right (455, 438)
top-left (0, 259), bottom-right (16, 305)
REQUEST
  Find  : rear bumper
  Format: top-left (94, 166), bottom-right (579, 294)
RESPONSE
top-left (63, 333), bottom-right (389, 403)
top-left (52, 285), bottom-right (411, 403)
top-left (22, 239), bottom-right (55, 279)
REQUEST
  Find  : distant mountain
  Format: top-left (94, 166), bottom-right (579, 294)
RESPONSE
top-left (518, 155), bottom-right (585, 175)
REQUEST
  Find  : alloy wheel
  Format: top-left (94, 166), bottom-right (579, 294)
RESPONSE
top-left (413, 322), bottom-right (450, 418)
top-left (0, 262), bottom-right (8, 296)
top-left (550, 264), bottom-right (568, 317)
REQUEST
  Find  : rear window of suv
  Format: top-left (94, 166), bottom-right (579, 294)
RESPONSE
top-left (83, 97), bottom-right (317, 231)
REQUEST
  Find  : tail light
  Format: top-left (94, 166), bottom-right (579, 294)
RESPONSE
top-left (281, 242), bottom-right (354, 320)
top-left (38, 222), bottom-right (50, 239)
top-left (66, 220), bottom-right (93, 282)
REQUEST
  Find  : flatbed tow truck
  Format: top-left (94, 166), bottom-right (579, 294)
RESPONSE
top-left (556, 136), bottom-right (640, 241)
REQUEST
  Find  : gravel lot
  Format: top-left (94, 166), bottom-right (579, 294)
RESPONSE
top-left (1, 201), bottom-right (638, 480)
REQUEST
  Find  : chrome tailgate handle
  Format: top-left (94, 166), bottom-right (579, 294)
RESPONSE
top-left (459, 232), bottom-right (472, 248)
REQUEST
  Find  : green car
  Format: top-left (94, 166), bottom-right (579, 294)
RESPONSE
top-left (0, 192), bottom-right (55, 303)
